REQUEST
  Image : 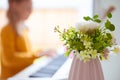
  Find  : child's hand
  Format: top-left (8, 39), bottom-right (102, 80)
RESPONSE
top-left (38, 49), bottom-right (57, 57)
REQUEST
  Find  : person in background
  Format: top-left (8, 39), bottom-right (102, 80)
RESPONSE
top-left (1, 0), bottom-right (56, 79)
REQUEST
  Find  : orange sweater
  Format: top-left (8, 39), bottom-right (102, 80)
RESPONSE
top-left (1, 25), bottom-right (38, 79)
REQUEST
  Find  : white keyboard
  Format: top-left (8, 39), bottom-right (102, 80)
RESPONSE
top-left (52, 58), bottom-right (72, 80)
top-left (8, 55), bottom-right (73, 80)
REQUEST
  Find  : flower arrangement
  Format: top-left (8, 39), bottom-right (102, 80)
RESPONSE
top-left (55, 13), bottom-right (120, 62)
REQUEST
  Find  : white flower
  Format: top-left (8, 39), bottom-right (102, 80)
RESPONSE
top-left (83, 41), bottom-right (92, 49)
top-left (112, 45), bottom-right (120, 54)
top-left (76, 21), bottom-right (100, 33)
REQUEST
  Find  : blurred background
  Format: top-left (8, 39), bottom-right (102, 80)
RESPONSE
top-left (0, 0), bottom-right (93, 51)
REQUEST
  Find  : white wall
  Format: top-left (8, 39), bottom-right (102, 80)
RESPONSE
top-left (94, 0), bottom-right (120, 80)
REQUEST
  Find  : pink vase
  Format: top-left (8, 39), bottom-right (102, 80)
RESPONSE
top-left (68, 56), bottom-right (104, 80)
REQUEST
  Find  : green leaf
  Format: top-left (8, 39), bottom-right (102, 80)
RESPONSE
top-left (105, 20), bottom-right (111, 28)
top-left (93, 43), bottom-right (101, 50)
top-left (83, 16), bottom-right (91, 21)
top-left (106, 33), bottom-right (112, 39)
top-left (107, 13), bottom-right (112, 18)
top-left (109, 24), bottom-right (115, 31)
top-left (93, 15), bottom-right (99, 19)
top-left (105, 20), bottom-right (115, 31)
top-left (64, 49), bottom-right (72, 57)
top-left (99, 55), bottom-right (102, 60)
top-left (94, 19), bottom-right (101, 23)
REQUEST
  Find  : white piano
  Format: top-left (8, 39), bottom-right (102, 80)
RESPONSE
top-left (8, 49), bottom-right (73, 80)
top-left (7, 50), bottom-right (120, 80)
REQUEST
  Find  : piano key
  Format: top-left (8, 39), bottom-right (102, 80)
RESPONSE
top-left (29, 55), bottom-right (67, 78)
